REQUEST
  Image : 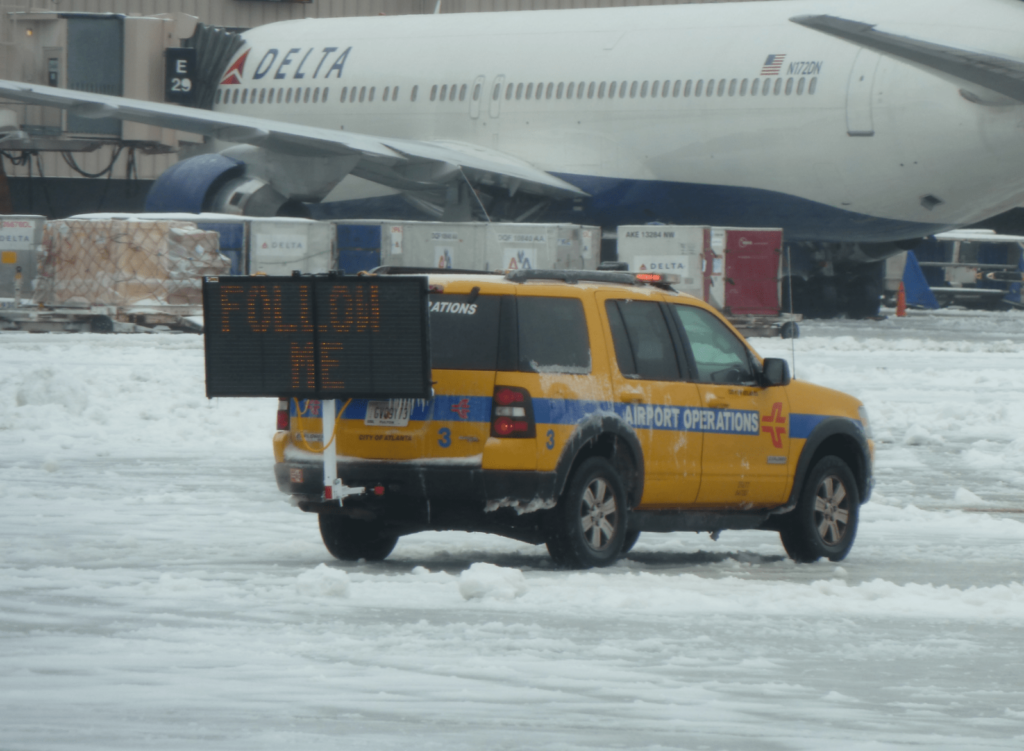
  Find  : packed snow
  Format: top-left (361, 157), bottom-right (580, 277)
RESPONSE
top-left (2, 308), bottom-right (1023, 750)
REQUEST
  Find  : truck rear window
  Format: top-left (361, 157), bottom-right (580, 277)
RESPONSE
top-left (429, 294), bottom-right (501, 371)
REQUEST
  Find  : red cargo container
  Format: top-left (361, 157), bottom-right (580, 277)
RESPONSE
top-left (704, 228), bottom-right (784, 316)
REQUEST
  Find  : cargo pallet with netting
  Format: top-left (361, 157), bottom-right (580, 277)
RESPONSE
top-left (0, 218), bottom-right (229, 333)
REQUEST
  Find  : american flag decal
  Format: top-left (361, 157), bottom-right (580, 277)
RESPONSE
top-left (761, 54), bottom-right (786, 76)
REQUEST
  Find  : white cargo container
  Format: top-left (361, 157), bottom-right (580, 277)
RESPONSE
top-left (0, 215), bottom-right (45, 303)
top-left (615, 225), bottom-right (707, 298)
top-left (483, 224), bottom-right (598, 271)
top-left (248, 218), bottom-right (335, 275)
top-left (332, 220), bottom-right (598, 273)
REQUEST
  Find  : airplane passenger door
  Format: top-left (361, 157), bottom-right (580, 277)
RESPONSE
top-left (469, 75), bottom-right (485, 119)
top-left (489, 75), bottom-right (505, 118)
top-left (846, 49), bottom-right (881, 137)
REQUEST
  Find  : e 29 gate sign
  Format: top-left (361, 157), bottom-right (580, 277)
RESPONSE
top-left (202, 275), bottom-right (431, 400)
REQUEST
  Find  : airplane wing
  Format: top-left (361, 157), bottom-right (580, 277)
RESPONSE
top-left (791, 14), bottom-right (1024, 106)
top-left (0, 78), bottom-right (587, 199)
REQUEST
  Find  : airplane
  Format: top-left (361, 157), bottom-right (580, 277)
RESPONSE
top-left (4, 0), bottom-right (1024, 317)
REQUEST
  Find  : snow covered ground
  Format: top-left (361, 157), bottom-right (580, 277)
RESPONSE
top-left (2, 308), bottom-right (1023, 750)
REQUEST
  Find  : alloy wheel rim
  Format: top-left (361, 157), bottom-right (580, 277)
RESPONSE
top-left (813, 474), bottom-right (850, 545)
top-left (580, 477), bottom-right (618, 551)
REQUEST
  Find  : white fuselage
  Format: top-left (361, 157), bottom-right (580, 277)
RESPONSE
top-left (212, 0), bottom-right (1024, 241)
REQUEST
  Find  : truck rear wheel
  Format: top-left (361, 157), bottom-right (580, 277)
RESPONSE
top-left (318, 514), bottom-right (398, 562)
top-left (546, 457), bottom-right (627, 569)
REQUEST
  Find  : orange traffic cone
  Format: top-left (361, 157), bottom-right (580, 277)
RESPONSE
top-left (896, 282), bottom-right (907, 317)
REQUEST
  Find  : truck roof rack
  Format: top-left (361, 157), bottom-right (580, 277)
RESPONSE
top-left (370, 266), bottom-right (501, 276)
top-left (368, 266), bottom-right (678, 290)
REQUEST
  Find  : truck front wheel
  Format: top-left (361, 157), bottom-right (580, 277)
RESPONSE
top-left (779, 456), bottom-right (860, 563)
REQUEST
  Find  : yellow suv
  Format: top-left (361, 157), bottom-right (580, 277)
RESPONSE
top-left (273, 269), bottom-right (873, 568)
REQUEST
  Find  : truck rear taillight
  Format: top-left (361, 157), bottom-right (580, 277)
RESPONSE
top-left (491, 386), bottom-right (536, 438)
top-left (276, 399), bottom-right (290, 431)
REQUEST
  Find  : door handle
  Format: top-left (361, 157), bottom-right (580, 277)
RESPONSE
top-left (620, 389), bottom-right (645, 403)
top-left (708, 399), bottom-right (729, 409)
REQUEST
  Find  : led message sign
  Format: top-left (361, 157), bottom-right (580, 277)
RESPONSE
top-left (202, 275), bottom-right (431, 399)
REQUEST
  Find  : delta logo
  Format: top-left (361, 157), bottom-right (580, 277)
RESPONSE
top-left (220, 50), bottom-right (249, 85)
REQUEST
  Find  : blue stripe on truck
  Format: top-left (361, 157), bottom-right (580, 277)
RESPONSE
top-left (292, 398), bottom-right (854, 438)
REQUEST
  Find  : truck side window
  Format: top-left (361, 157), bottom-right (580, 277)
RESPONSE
top-left (605, 299), bottom-right (680, 381)
top-left (429, 294), bottom-right (501, 371)
top-left (672, 305), bottom-right (756, 385)
top-left (518, 297), bottom-right (591, 373)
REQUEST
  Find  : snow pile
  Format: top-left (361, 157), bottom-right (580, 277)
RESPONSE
top-left (14, 367), bottom-right (88, 415)
top-left (903, 423), bottom-right (942, 446)
top-left (296, 564), bottom-right (351, 597)
top-left (954, 487), bottom-right (986, 507)
top-left (458, 562), bottom-right (528, 601)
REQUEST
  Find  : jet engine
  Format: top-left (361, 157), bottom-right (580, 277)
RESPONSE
top-left (144, 146), bottom-right (358, 217)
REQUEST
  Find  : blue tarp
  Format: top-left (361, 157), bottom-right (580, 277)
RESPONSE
top-left (902, 251), bottom-right (940, 309)
top-left (1006, 257), bottom-right (1024, 307)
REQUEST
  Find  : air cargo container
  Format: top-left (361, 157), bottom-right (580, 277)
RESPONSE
top-left (705, 227), bottom-right (785, 317)
top-left (0, 215), bottom-right (45, 304)
top-left (614, 225), bottom-right (706, 299)
top-left (247, 218), bottom-right (334, 275)
top-left (333, 221), bottom-right (599, 273)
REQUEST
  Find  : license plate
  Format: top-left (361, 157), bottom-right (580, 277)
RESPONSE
top-left (364, 400), bottom-right (412, 427)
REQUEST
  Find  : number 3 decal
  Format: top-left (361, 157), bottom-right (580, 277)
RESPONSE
top-left (438, 427), bottom-right (451, 448)
top-left (546, 429), bottom-right (555, 450)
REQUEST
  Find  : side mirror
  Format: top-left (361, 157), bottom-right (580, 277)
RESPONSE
top-left (761, 358), bottom-right (791, 387)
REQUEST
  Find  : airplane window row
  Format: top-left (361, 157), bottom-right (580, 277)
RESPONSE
top-left (215, 75), bottom-right (818, 108)
top-left (430, 83), bottom-right (470, 102)
top-left (498, 76), bottom-right (817, 101)
top-left (215, 86), bottom-right (331, 105)
top-left (340, 85), bottom-right (402, 103)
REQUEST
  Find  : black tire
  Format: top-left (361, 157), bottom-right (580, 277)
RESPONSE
top-left (90, 315), bottom-right (114, 333)
top-left (546, 457), bottom-right (627, 569)
top-left (814, 278), bottom-right (841, 319)
top-left (621, 530), bottom-right (641, 555)
top-left (318, 514), bottom-right (398, 562)
top-left (779, 321), bottom-right (800, 340)
top-left (845, 274), bottom-right (883, 319)
top-left (779, 456), bottom-right (860, 563)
